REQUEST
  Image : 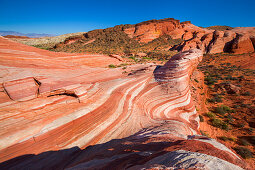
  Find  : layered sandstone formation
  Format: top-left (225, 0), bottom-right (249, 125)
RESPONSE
top-left (124, 19), bottom-right (206, 43)
top-left (175, 28), bottom-right (255, 54)
top-left (0, 37), bottom-right (249, 169)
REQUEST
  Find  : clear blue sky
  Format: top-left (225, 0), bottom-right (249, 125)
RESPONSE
top-left (0, 0), bottom-right (254, 35)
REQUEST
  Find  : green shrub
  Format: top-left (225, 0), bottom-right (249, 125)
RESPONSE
top-left (211, 118), bottom-right (229, 130)
top-left (199, 115), bottom-right (204, 122)
top-left (108, 64), bottom-right (117, 68)
top-left (233, 147), bottom-right (253, 159)
top-left (238, 123), bottom-right (245, 128)
top-left (241, 91), bottom-right (251, 96)
top-left (204, 76), bottom-right (217, 85)
top-left (218, 136), bottom-right (235, 142)
top-left (248, 128), bottom-right (254, 134)
top-left (207, 94), bottom-right (223, 103)
top-left (211, 118), bottom-right (222, 127)
top-left (200, 130), bottom-right (209, 137)
top-left (206, 112), bottom-right (215, 118)
top-left (224, 114), bottom-right (233, 124)
top-left (214, 105), bottom-right (232, 115)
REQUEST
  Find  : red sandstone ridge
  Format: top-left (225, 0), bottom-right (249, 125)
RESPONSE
top-left (124, 18), bottom-right (206, 43)
top-left (0, 37), bottom-right (249, 169)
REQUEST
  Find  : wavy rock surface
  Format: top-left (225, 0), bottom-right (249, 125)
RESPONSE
top-left (0, 37), bottom-right (249, 169)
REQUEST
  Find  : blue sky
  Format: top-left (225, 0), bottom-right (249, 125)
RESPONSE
top-left (0, 0), bottom-right (254, 35)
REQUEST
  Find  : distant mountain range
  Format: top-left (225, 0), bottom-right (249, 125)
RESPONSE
top-left (0, 31), bottom-right (55, 38)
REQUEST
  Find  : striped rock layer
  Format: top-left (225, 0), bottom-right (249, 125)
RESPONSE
top-left (0, 37), bottom-right (249, 169)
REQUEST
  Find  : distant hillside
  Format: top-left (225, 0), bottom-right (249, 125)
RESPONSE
top-left (7, 32), bottom-right (86, 50)
top-left (52, 18), bottom-right (192, 60)
top-left (0, 31), bottom-right (55, 38)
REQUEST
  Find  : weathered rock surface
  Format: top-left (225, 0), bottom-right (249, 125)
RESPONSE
top-left (0, 37), bottom-right (250, 169)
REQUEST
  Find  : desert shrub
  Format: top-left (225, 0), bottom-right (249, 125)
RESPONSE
top-left (218, 136), bottom-right (235, 142)
top-left (238, 75), bottom-right (245, 79)
top-left (241, 91), bottom-right (251, 96)
top-left (238, 139), bottom-right (251, 146)
top-left (248, 127), bottom-right (254, 134)
top-left (240, 103), bottom-right (251, 108)
top-left (207, 94), bottom-right (223, 103)
top-left (206, 112), bottom-right (215, 118)
top-left (204, 76), bottom-right (217, 85)
top-left (194, 79), bottom-right (199, 83)
top-left (200, 130), bottom-right (209, 137)
top-left (211, 118), bottom-right (229, 130)
top-left (108, 64), bottom-right (117, 68)
top-left (226, 114), bottom-right (234, 123)
top-left (224, 75), bottom-right (237, 80)
top-left (129, 56), bottom-right (139, 63)
top-left (238, 123), bottom-right (245, 128)
top-left (214, 105), bottom-right (232, 115)
top-left (233, 147), bottom-right (253, 159)
top-left (199, 115), bottom-right (204, 122)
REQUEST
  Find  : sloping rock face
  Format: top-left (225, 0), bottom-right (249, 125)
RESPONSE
top-left (0, 38), bottom-right (249, 169)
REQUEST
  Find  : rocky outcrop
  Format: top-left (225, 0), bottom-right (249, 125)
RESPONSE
top-left (0, 38), bottom-right (250, 169)
top-left (176, 28), bottom-right (255, 54)
top-left (230, 34), bottom-right (254, 54)
top-left (124, 18), bottom-right (206, 43)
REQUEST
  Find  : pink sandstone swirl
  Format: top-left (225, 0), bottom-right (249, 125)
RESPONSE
top-left (0, 37), bottom-right (249, 169)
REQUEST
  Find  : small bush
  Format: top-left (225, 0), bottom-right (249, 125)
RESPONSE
top-left (248, 128), bottom-right (254, 134)
top-left (200, 130), bottom-right (209, 137)
top-left (233, 105), bottom-right (240, 108)
top-left (207, 94), bottom-right (223, 103)
top-left (226, 114), bottom-right (234, 123)
top-left (214, 105), bottom-right (232, 115)
top-left (218, 136), bottom-right (235, 142)
top-left (211, 118), bottom-right (229, 130)
top-left (199, 115), bottom-right (204, 122)
top-left (241, 91), bottom-right (251, 96)
top-left (238, 123), bottom-right (245, 128)
top-left (204, 76), bottom-right (217, 85)
top-left (238, 139), bottom-right (251, 146)
top-left (206, 112), bottom-right (215, 118)
top-left (108, 64), bottom-right (117, 68)
top-left (224, 75), bottom-right (237, 80)
top-left (233, 147), bottom-right (253, 159)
